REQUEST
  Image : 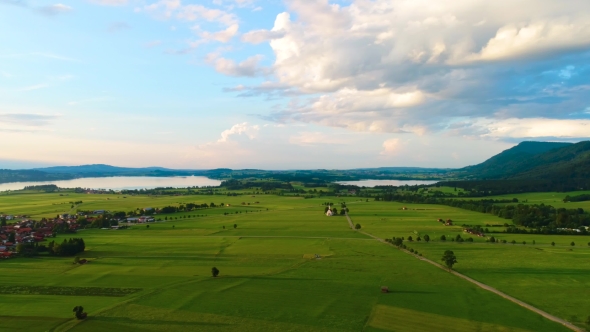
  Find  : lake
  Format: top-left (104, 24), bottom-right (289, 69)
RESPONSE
top-left (0, 176), bottom-right (222, 191)
top-left (335, 179), bottom-right (438, 187)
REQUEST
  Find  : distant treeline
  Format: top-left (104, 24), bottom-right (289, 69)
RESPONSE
top-left (23, 184), bottom-right (59, 192)
top-left (438, 179), bottom-right (590, 195)
top-left (563, 194), bottom-right (590, 203)
top-left (220, 179), bottom-right (294, 191)
top-left (0, 170), bottom-right (75, 184)
top-left (375, 193), bottom-right (590, 231)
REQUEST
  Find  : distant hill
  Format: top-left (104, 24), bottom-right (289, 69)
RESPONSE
top-left (459, 141), bottom-right (574, 179)
top-left (34, 164), bottom-right (172, 174)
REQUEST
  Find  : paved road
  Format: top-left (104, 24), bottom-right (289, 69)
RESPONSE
top-left (344, 212), bottom-right (584, 332)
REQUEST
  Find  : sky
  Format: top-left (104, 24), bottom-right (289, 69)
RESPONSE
top-left (1, 0), bottom-right (589, 170)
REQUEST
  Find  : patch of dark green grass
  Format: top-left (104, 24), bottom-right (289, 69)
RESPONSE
top-left (0, 286), bottom-right (142, 297)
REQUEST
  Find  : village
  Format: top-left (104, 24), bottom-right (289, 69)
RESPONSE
top-left (0, 208), bottom-right (161, 260)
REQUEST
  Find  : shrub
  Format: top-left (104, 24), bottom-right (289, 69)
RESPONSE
top-left (355, 223), bottom-right (361, 230)
top-left (211, 267), bottom-right (220, 277)
top-left (571, 241), bottom-right (575, 246)
top-left (440, 235), bottom-right (446, 241)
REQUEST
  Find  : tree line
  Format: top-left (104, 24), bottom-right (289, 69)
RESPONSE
top-left (375, 193), bottom-right (590, 232)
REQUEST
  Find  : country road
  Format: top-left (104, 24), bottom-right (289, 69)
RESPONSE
top-left (344, 212), bottom-right (584, 332)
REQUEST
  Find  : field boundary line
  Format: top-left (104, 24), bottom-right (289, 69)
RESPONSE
top-left (344, 212), bottom-right (584, 332)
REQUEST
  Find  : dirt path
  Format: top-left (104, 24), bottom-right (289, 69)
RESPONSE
top-left (344, 212), bottom-right (584, 332)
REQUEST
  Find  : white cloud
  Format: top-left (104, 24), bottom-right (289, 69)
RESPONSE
top-left (220, 0), bottom-right (590, 140)
top-left (206, 54), bottom-right (268, 77)
top-left (475, 118), bottom-right (590, 139)
top-left (90, 0), bottom-right (128, 5)
top-left (37, 3), bottom-right (72, 16)
top-left (241, 29), bottom-right (284, 44)
top-left (177, 4), bottom-right (237, 26)
top-left (467, 18), bottom-right (590, 62)
top-left (198, 23), bottom-right (239, 43)
top-left (217, 122), bottom-right (259, 142)
top-left (380, 138), bottom-right (401, 156)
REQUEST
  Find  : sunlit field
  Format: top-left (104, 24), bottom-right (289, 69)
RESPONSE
top-left (0, 191), bottom-right (586, 331)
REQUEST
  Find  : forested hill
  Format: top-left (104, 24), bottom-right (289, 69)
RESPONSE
top-left (34, 164), bottom-right (176, 174)
top-left (460, 141), bottom-right (573, 179)
top-left (441, 141), bottom-right (590, 193)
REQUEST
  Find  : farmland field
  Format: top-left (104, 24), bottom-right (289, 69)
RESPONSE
top-left (0, 191), bottom-right (587, 331)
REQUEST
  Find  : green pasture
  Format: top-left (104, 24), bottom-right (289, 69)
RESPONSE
top-left (0, 192), bottom-right (585, 331)
top-left (349, 200), bottom-right (590, 328)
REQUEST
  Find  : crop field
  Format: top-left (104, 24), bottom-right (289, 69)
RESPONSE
top-left (0, 191), bottom-right (587, 331)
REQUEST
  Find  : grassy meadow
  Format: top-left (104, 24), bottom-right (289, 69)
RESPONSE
top-left (0, 190), bottom-right (587, 331)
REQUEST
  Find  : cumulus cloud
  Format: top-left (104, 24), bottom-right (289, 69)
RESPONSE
top-left (206, 54), bottom-right (269, 77)
top-left (37, 3), bottom-right (72, 16)
top-left (217, 122), bottom-right (259, 142)
top-left (222, 0), bottom-right (590, 140)
top-left (380, 138), bottom-right (401, 156)
top-left (242, 29), bottom-right (285, 44)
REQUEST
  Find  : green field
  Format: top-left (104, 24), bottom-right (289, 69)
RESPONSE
top-left (0, 191), bottom-right (588, 331)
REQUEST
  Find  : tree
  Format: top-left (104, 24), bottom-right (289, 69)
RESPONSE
top-left (73, 256), bottom-right (80, 264)
top-left (7, 232), bottom-right (15, 243)
top-left (511, 240), bottom-right (516, 245)
top-left (423, 234), bottom-right (430, 243)
top-left (440, 235), bottom-right (446, 241)
top-left (571, 241), bottom-right (575, 246)
top-left (211, 267), bottom-right (220, 277)
top-left (73, 306), bottom-right (87, 320)
top-left (441, 250), bottom-right (457, 271)
top-left (233, 224), bottom-right (237, 229)
top-left (354, 223), bottom-right (361, 230)
top-left (407, 236), bottom-right (413, 241)
top-left (551, 242), bottom-right (555, 246)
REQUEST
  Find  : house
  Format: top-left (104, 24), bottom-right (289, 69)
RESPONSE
top-left (326, 208), bottom-right (333, 217)
top-left (93, 210), bottom-right (106, 214)
top-left (144, 207), bottom-right (154, 212)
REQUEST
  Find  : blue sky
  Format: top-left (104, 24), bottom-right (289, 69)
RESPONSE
top-left (1, 0), bottom-right (589, 169)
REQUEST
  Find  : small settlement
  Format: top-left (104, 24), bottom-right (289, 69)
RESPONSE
top-left (0, 207), bottom-right (161, 260)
